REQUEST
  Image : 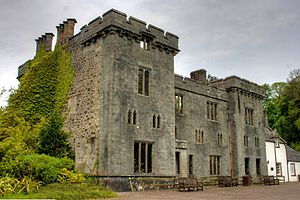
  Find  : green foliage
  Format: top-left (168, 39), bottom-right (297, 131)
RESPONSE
top-left (7, 47), bottom-right (73, 123)
top-left (263, 69), bottom-right (300, 151)
top-left (2, 183), bottom-right (117, 200)
top-left (58, 168), bottom-right (85, 184)
top-left (0, 175), bottom-right (41, 197)
top-left (0, 47), bottom-right (74, 165)
top-left (36, 111), bottom-right (72, 158)
top-left (17, 154), bottom-right (73, 184)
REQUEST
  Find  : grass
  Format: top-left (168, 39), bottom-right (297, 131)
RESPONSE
top-left (1, 183), bottom-right (117, 200)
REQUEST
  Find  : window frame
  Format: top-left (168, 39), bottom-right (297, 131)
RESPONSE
top-left (290, 163), bottom-right (296, 176)
top-left (134, 142), bottom-right (153, 174)
top-left (207, 101), bottom-right (218, 121)
top-left (175, 94), bottom-right (183, 113)
top-left (137, 68), bottom-right (150, 96)
top-left (209, 155), bottom-right (221, 175)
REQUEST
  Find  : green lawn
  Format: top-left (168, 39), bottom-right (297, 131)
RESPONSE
top-left (1, 183), bottom-right (117, 200)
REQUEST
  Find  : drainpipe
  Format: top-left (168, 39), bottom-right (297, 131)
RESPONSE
top-left (285, 144), bottom-right (289, 182)
top-left (274, 141), bottom-right (277, 176)
top-left (227, 108), bottom-right (233, 176)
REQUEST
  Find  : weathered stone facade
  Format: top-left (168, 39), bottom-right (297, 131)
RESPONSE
top-left (18, 9), bottom-right (267, 180)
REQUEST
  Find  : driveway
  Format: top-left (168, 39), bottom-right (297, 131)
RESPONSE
top-left (112, 182), bottom-right (300, 200)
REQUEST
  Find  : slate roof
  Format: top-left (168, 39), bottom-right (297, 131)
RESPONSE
top-left (264, 127), bottom-right (286, 144)
top-left (287, 146), bottom-right (300, 162)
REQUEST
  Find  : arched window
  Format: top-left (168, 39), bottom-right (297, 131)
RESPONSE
top-left (128, 110), bottom-right (132, 124)
top-left (157, 115), bottom-right (160, 128)
top-left (152, 114), bottom-right (156, 128)
top-left (133, 111), bottom-right (137, 125)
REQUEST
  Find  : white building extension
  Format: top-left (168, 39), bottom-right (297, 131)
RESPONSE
top-left (265, 127), bottom-right (288, 182)
top-left (287, 146), bottom-right (300, 182)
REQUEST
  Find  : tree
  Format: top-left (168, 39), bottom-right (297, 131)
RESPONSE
top-left (0, 47), bottom-right (74, 161)
top-left (37, 111), bottom-right (72, 158)
top-left (263, 69), bottom-right (300, 151)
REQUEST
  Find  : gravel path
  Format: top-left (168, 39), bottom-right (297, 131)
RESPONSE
top-left (111, 182), bottom-right (300, 200)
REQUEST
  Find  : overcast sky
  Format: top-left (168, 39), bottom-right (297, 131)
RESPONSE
top-left (1, 0), bottom-right (300, 106)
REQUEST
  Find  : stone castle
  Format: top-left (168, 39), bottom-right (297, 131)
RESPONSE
top-left (18, 9), bottom-right (267, 182)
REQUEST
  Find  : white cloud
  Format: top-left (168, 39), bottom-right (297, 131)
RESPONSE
top-left (0, 0), bottom-right (300, 106)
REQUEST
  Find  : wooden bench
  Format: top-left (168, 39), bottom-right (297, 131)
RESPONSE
top-left (263, 176), bottom-right (279, 185)
top-left (178, 178), bottom-right (203, 192)
top-left (199, 176), bottom-right (219, 186)
top-left (129, 177), bottom-right (176, 191)
top-left (252, 176), bottom-right (264, 185)
top-left (218, 176), bottom-right (233, 187)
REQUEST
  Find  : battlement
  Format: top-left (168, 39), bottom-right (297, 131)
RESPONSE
top-left (213, 76), bottom-right (265, 98)
top-left (35, 33), bottom-right (54, 53)
top-left (174, 73), bottom-right (228, 102)
top-left (70, 9), bottom-right (179, 54)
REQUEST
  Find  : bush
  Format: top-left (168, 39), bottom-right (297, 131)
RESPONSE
top-left (0, 175), bottom-right (40, 197)
top-left (2, 183), bottom-right (117, 200)
top-left (21, 154), bottom-right (74, 184)
top-left (0, 154), bottom-right (74, 184)
top-left (58, 168), bottom-right (85, 184)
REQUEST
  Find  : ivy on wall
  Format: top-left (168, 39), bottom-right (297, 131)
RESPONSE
top-left (0, 47), bottom-right (74, 160)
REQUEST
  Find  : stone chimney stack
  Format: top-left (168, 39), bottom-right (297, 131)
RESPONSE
top-left (190, 69), bottom-right (207, 83)
top-left (45, 33), bottom-right (54, 51)
top-left (56, 18), bottom-right (77, 46)
top-left (35, 33), bottom-right (54, 54)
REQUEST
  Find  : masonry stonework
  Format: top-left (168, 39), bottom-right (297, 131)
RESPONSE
top-left (18, 9), bottom-right (268, 186)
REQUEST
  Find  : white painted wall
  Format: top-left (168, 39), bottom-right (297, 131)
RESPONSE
top-left (276, 143), bottom-right (288, 180)
top-left (288, 161), bottom-right (300, 182)
top-left (265, 141), bottom-right (276, 176)
top-left (265, 142), bottom-right (288, 181)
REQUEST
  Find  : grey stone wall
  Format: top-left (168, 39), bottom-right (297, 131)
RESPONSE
top-left (174, 75), bottom-right (230, 177)
top-left (221, 76), bottom-right (267, 176)
top-left (64, 9), bottom-right (178, 177)
top-left (22, 8), bottom-right (268, 180)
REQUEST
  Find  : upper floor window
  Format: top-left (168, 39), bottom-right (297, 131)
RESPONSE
top-left (255, 137), bottom-right (259, 148)
top-left (175, 94), bottom-right (183, 113)
top-left (152, 114), bottom-right (161, 129)
top-left (245, 108), bottom-right (254, 125)
top-left (195, 129), bottom-right (204, 144)
top-left (140, 37), bottom-right (150, 50)
top-left (207, 101), bottom-right (218, 121)
top-left (244, 135), bottom-right (249, 147)
top-left (138, 68), bottom-right (149, 96)
top-left (217, 133), bottom-right (222, 146)
top-left (128, 109), bottom-right (137, 125)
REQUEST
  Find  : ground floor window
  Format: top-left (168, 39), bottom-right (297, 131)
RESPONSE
top-left (276, 162), bottom-right (282, 176)
top-left (176, 152), bottom-right (180, 174)
top-left (209, 156), bottom-right (220, 175)
top-left (290, 163), bottom-right (296, 176)
top-left (245, 158), bottom-right (250, 175)
top-left (189, 155), bottom-right (193, 175)
top-left (134, 142), bottom-right (153, 173)
top-left (256, 159), bottom-right (261, 175)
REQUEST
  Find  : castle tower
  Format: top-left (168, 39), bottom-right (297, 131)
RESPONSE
top-left (64, 9), bottom-right (179, 178)
top-left (218, 77), bottom-right (267, 176)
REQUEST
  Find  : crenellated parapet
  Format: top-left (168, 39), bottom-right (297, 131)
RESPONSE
top-left (70, 9), bottom-right (179, 55)
top-left (213, 76), bottom-right (265, 100)
top-left (174, 74), bottom-right (228, 102)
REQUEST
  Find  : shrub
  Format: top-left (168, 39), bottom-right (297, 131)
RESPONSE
top-left (20, 154), bottom-right (74, 184)
top-left (0, 154), bottom-right (74, 184)
top-left (58, 168), bottom-right (85, 184)
top-left (0, 175), bottom-right (40, 197)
